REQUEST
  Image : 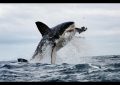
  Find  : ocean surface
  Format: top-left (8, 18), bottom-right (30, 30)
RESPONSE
top-left (0, 55), bottom-right (120, 82)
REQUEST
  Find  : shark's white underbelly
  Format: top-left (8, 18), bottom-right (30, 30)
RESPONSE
top-left (55, 29), bottom-right (76, 51)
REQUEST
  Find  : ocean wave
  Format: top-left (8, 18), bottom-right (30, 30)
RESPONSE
top-left (0, 55), bottom-right (120, 82)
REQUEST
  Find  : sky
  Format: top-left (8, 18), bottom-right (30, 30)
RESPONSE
top-left (0, 3), bottom-right (120, 62)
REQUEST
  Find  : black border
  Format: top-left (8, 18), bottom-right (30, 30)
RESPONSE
top-left (0, 0), bottom-right (120, 3)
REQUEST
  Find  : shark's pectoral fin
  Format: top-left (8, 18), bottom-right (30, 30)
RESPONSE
top-left (51, 43), bottom-right (57, 64)
top-left (35, 21), bottom-right (52, 36)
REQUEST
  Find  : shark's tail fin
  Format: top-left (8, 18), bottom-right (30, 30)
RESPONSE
top-left (35, 21), bottom-right (52, 36)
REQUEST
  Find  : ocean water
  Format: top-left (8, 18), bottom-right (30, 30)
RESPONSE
top-left (0, 55), bottom-right (120, 82)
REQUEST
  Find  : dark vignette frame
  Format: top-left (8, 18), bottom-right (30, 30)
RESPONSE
top-left (0, 1), bottom-right (120, 85)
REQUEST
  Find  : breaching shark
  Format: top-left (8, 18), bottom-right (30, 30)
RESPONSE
top-left (18, 21), bottom-right (87, 64)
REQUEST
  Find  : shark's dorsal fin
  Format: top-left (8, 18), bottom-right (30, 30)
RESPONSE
top-left (35, 21), bottom-right (51, 36)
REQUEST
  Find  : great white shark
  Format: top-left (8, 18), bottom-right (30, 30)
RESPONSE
top-left (18, 21), bottom-right (87, 64)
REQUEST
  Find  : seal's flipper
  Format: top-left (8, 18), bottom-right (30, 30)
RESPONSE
top-left (17, 58), bottom-right (28, 63)
top-left (35, 21), bottom-right (51, 36)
